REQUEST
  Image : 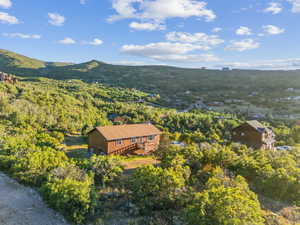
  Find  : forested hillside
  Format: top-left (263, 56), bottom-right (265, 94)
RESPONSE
top-left (1, 49), bottom-right (300, 117)
top-left (0, 76), bottom-right (299, 224)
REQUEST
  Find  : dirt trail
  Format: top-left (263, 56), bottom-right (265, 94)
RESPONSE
top-left (0, 172), bottom-right (69, 225)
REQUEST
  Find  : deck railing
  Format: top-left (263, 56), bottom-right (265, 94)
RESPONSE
top-left (110, 143), bottom-right (138, 155)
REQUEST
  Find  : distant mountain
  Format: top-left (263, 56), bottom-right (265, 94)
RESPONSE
top-left (0, 49), bottom-right (73, 75)
top-left (1, 49), bottom-right (300, 113)
top-left (0, 49), bottom-right (45, 69)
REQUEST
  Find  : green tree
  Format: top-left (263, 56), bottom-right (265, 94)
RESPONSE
top-left (89, 155), bottom-right (124, 187)
top-left (128, 163), bottom-right (190, 211)
top-left (41, 172), bottom-right (95, 224)
top-left (184, 168), bottom-right (265, 225)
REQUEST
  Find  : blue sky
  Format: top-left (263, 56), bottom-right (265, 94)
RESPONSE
top-left (0, 0), bottom-right (300, 69)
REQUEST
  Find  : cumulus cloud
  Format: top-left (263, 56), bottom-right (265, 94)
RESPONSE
top-left (236, 26), bottom-right (252, 36)
top-left (0, 12), bottom-right (19, 24)
top-left (121, 42), bottom-right (206, 55)
top-left (212, 27), bottom-right (222, 33)
top-left (58, 37), bottom-right (76, 45)
top-left (262, 25), bottom-right (285, 35)
top-left (166, 32), bottom-right (224, 48)
top-left (3, 32), bottom-right (41, 39)
top-left (48, 13), bottom-right (65, 26)
top-left (226, 39), bottom-right (260, 51)
top-left (113, 60), bottom-right (148, 66)
top-left (0, 0), bottom-right (12, 9)
top-left (264, 2), bottom-right (282, 14)
top-left (129, 21), bottom-right (165, 30)
top-left (83, 38), bottom-right (103, 46)
top-left (287, 0), bottom-right (300, 13)
top-left (108, 0), bottom-right (216, 24)
top-left (219, 58), bottom-right (300, 70)
top-left (150, 53), bottom-right (219, 62)
top-left (121, 42), bottom-right (219, 63)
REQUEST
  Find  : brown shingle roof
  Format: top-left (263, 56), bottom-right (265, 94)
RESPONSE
top-left (93, 123), bottom-right (162, 141)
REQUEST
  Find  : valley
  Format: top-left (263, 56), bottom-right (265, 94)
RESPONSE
top-left (1, 49), bottom-right (300, 119)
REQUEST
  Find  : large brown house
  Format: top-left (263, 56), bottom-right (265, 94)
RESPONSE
top-left (232, 120), bottom-right (276, 150)
top-left (87, 123), bottom-right (162, 155)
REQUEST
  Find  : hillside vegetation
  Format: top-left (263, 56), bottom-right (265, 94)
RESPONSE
top-left (0, 49), bottom-right (45, 69)
top-left (0, 76), bottom-right (299, 224)
top-left (1, 49), bottom-right (300, 117)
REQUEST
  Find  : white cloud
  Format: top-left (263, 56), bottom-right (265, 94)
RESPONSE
top-left (287, 0), bottom-right (300, 13)
top-left (219, 58), bottom-right (300, 70)
top-left (264, 2), bottom-right (282, 14)
top-left (58, 37), bottom-right (76, 45)
top-left (121, 42), bottom-right (206, 55)
top-left (48, 13), bottom-right (65, 26)
top-left (80, 0), bottom-right (87, 4)
top-left (166, 32), bottom-right (224, 48)
top-left (212, 27), bottom-right (222, 33)
top-left (129, 21), bottom-right (165, 30)
top-left (262, 25), bottom-right (285, 35)
top-left (108, 0), bottom-right (216, 24)
top-left (0, 0), bottom-right (12, 9)
top-left (121, 29), bottom-right (223, 63)
top-left (121, 42), bottom-right (219, 63)
top-left (113, 60), bottom-right (147, 66)
top-left (150, 53), bottom-right (219, 62)
top-left (236, 26), bottom-right (252, 36)
top-left (83, 38), bottom-right (103, 46)
top-left (226, 39), bottom-right (260, 51)
top-left (0, 12), bottom-right (19, 24)
top-left (3, 32), bottom-right (41, 39)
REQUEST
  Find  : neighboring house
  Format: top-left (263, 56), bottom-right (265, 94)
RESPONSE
top-left (232, 120), bottom-right (276, 150)
top-left (87, 123), bottom-right (162, 155)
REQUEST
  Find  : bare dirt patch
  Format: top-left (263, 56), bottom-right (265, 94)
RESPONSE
top-left (0, 172), bottom-right (69, 225)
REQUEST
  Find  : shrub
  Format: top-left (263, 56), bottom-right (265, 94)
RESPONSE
top-left (41, 170), bottom-right (95, 224)
top-left (184, 168), bottom-right (265, 225)
top-left (11, 148), bottom-right (69, 185)
top-left (88, 155), bottom-right (124, 187)
top-left (128, 163), bottom-right (190, 211)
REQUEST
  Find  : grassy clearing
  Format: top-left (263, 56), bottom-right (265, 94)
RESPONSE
top-left (63, 135), bottom-right (88, 158)
top-left (121, 156), bottom-right (159, 170)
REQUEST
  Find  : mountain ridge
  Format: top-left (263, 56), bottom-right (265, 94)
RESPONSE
top-left (2, 48), bottom-right (300, 72)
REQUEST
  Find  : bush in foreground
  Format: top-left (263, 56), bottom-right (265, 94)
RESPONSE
top-left (184, 168), bottom-right (265, 225)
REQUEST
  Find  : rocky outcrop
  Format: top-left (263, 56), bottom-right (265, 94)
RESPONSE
top-left (0, 72), bottom-right (18, 84)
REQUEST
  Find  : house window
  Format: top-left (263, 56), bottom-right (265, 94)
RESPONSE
top-left (131, 137), bottom-right (137, 143)
top-left (148, 135), bottom-right (155, 141)
top-left (116, 139), bottom-right (123, 145)
top-left (241, 132), bottom-right (245, 136)
top-left (139, 137), bottom-right (144, 143)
